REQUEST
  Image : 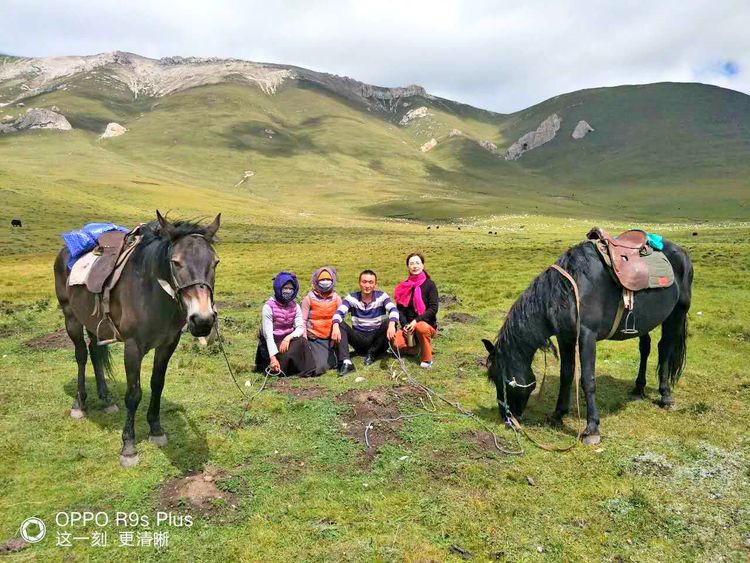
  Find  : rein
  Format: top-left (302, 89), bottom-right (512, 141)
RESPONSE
top-left (497, 264), bottom-right (584, 452)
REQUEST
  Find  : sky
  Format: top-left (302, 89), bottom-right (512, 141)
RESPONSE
top-left (1, 0), bottom-right (748, 112)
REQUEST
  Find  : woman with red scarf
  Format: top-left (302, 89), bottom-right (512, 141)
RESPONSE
top-left (393, 252), bottom-right (439, 368)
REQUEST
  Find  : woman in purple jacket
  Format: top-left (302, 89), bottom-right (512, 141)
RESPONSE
top-left (254, 272), bottom-right (316, 376)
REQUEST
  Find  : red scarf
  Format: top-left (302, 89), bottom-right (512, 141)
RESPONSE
top-left (394, 272), bottom-right (427, 315)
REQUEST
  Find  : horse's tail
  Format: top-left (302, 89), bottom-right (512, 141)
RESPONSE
top-left (90, 342), bottom-right (115, 381)
top-left (667, 308), bottom-right (688, 386)
top-left (667, 250), bottom-right (693, 387)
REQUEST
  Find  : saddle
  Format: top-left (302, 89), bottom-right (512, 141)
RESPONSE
top-left (586, 227), bottom-right (649, 291)
top-left (68, 226), bottom-right (142, 344)
top-left (587, 227), bottom-right (657, 336)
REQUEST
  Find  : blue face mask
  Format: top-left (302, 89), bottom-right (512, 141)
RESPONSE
top-left (281, 288), bottom-right (295, 302)
top-left (318, 279), bottom-right (333, 292)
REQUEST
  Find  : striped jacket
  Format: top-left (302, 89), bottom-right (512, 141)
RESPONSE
top-left (332, 290), bottom-right (399, 332)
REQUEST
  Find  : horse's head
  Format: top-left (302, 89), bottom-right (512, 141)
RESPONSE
top-left (158, 211), bottom-right (221, 337)
top-left (482, 338), bottom-right (536, 419)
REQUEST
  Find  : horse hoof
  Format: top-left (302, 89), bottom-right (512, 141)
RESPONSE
top-left (629, 390), bottom-right (645, 400)
top-left (103, 404), bottom-right (119, 414)
top-left (582, 433), bottom-right (601, 446)
top-left (70, 408), bottom-right (85, 420)
top-left (149, 434), bottom-right (168, 447)
top-left (119, 454), bottom-right (140, 468)
top-left (658, 396), bottom-right (675, 409)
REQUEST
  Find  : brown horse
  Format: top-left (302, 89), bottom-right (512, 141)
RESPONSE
top-left (54, 211), bottom-right (220, 467)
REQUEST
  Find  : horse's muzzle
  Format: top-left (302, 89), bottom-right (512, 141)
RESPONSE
top-left (188, 312), bottom-right (216, 337)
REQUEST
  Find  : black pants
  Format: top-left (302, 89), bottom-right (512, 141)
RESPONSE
top-left (254, 337), bottom-right (317, 377)
top-left (339, 321), bottom-right (389, 360)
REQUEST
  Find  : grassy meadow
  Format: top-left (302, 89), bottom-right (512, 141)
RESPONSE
top-left (1, 78), bottom-right (749, 561)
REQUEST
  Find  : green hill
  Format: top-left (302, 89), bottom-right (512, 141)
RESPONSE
top-left (1, 53), bottom-right (748, 234)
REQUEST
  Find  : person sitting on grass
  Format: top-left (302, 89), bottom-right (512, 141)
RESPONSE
top-left (254, 272), bottom-right (316, 376)
top-left (331, 269), bottom-right (398, 371)
top-left (392, 252), bottom-right (439, 368)
top-left (301, 266), bottom-right (349, 376)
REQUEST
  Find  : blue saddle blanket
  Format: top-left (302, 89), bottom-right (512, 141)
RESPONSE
top-left (646, 233), bottom-right (664, 251)
top-left (62, 223), bottom-right (130, 269)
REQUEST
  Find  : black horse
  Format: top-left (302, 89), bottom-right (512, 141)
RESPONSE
top-left (483, 238), bottom-right (692, 445)
top-left (54, 211), bottom-right (221, 466)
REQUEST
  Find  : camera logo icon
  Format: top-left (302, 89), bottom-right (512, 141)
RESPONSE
top-left (19, 517), bottom-right (46, 544)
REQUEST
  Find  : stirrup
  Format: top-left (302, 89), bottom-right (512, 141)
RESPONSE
top-left (621, 310), bottom-right (638, 335)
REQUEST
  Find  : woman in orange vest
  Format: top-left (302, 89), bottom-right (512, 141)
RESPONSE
top-left (301, 267), bottom-right (353, 376)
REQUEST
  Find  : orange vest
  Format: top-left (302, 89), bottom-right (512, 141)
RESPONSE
top-left (307, 293), bottom-right (340, 338)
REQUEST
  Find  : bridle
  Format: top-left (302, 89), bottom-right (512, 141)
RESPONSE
top-left (158, 234), bottom-right (217, 310)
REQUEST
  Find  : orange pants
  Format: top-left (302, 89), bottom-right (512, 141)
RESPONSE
top-left (393, 321), bottom-right (437, 362)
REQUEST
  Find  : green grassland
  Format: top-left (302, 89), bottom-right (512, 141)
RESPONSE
top-left (0, 78), bottom-right (749, 560)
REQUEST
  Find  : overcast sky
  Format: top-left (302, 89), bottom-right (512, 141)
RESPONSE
top-left (1, 0), bottom-right (748, 112)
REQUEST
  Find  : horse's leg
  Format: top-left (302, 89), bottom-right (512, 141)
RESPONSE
top-left (552, 337), bottom-right (575, 425)
top-left (147, 337), bottom-right (180, 447)
top-left (120, 339), bottom-right (143, 467)
top-left (65, 313), bottom-right (88, 419)
top-left (579, 328), bottom-right (601, 445)
top-left (631, 334), bottom-right (651, 399)
top-left (87, 330), bottom-right (118, 413)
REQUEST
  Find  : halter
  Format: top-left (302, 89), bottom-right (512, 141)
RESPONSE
top-left (158, 234), bottom-right (216, 307)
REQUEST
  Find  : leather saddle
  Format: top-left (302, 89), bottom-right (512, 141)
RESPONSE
top-left (86, 230), bottom-right (128, 294)
top-left (587, 227), bottom-right (650, 291)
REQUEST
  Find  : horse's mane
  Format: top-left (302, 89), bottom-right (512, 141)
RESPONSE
top-left (136, 219), bottom-right (215, 279)
top-left (494, 241), bottom-right (593, 363)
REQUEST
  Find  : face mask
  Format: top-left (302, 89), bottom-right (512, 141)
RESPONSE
top-left (281, 288), bottom-right (295, 301)
top-left (318, 280), bottom-right (333, 291)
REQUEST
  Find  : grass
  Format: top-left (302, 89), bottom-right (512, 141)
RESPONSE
top-left (0, 216), bottom-right (748, 561)
top-left (0, 78), bottom-right (749, 560)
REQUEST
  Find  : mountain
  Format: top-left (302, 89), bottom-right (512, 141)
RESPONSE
top-left (1, 52), bottom-right (748, 228)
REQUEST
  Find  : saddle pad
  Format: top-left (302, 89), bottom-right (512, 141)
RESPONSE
top-left (642, 250), bottom-right (675, 288)
top-left (68, 251), bottom-right (99, 286)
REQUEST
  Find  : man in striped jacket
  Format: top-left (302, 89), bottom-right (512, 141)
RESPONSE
top-left (331, 269), bottom-right (398, 367)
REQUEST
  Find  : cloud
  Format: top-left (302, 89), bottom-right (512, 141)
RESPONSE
top-left (1, 0), bottom-right (749, 112)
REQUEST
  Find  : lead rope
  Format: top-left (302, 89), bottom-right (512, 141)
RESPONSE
top-left (384, 341), bottom-right (524, 455)
top-left (214, 316), bottom-right (275, 429)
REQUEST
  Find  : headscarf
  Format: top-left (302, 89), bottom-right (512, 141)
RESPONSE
top-left (273, 271), bottom-right (299, 304)
top-left (394, 271), bottom-right (427, 315)
top-left (311, 266), bottom-right (337, 295)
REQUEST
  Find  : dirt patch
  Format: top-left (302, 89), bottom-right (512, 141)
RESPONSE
top-left (0, 538), bottom-right (29, 554)
top-left (445, 312), bottom-right (479, 324)
top-left (159, 467), bottom-right (240, 518)
top-left (630, 452), bottom-right (673, 477)
top-left (24, 329), bottom-right (73, 350)
top-left (336, 386), bottom-right (423, 464)
top-left (462, 430), bottom-right (505, 457)
top-left (439, 293), bottom-right (460, 306)
top-left (273, 378), bottom-right (327, 400)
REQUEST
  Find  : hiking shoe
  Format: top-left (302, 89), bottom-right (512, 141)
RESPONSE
top-left (420, 361), bottom-right (433, 369)
top-left (338, 361), bottom-right (355, 377)
top-left (363, 354), bottom-right (375, 366)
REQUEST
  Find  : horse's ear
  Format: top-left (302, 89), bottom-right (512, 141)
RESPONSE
top-left (156, 210), bottom-right (175, 238)
top-left (482, 338), bottom-right (495, 354)
top-left (204, 213), bottom-right (221, 241)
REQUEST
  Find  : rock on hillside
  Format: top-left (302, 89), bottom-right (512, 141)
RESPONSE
top-left (0, 107), bottom-right (72, 133)
top-left (101, 122), bottom-right (127, 138)
top-left (399, 106), bottom-right (429, 125)
top-left (571, 120), bottom-right (594, 139)
top-left (0, 52), bottom-right (430, 113)
top-left (505, 113), bottom-right (561, 160)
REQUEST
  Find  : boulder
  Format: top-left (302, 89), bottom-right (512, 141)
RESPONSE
top-left (400, 106), bottom-right (429, 126)
top-left (0, 108), bottom-right (72, 133)
top-left (504, 113), bottom-right (561, 160)
top-left (572, 120), bottom-right (594, 139)
top-left (478, 140), bottom-right (497, 153)
top-left (448, 129), bottom-right (463, 137)
top-left (420, 138), bottom-right (438, 152)
top-left (101, 122), bottom-right (127, 138)
top-left (17, 108), bottom-right (72, 130)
